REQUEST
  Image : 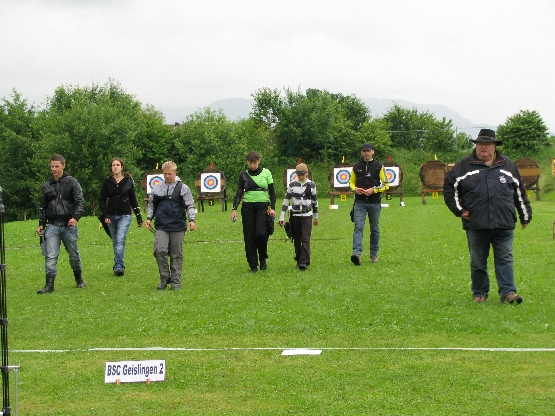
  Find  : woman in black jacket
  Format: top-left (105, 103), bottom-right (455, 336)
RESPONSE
top-left (99, 158), bottom-right (143, 276)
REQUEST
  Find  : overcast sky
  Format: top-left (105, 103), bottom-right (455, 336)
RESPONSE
top-left (1, 0), bottom-right (554, 131)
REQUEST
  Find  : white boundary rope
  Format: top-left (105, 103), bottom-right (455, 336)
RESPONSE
top-left (10, 347), bottom-right (555, 353)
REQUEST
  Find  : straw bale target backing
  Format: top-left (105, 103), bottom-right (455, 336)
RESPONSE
top-left (419, 160), bottom-right (450, 205)
top-left (515, 158), bottom-right (541, 200)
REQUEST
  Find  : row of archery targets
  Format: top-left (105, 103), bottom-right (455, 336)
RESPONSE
top-left (139, 157), bottom-right (541, 211)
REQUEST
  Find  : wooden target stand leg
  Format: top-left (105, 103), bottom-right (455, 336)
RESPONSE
top-left (115, 378), bottom-right (151, 386)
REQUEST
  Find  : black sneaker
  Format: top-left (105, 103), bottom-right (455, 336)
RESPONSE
top-left (250, 267), bottom-right (258, 273)
top-left (114, 269), bottom-right (124, 276)
top-left (298, 262), bottom-right (307, 271)
top-left (350, 254), bottom-right (361, 266)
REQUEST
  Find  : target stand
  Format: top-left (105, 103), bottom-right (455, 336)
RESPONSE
top-left (141, 169), bottom-right (164, 213)
top-left (383, 162), bottom-right (404, 205)
top-left (282, 164), bottom-right (313, 189)
top-left (195, 168), bottom-right (227, 212)
top-left (327, 164), bottom-right (353, 204)
top-left (515, 158), bottom-right (541, 201)
top-left (419, 161), bottom-right (453, 205)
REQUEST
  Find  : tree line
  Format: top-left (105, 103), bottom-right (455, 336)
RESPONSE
top-left (0, 80), bottom-right (552, 222)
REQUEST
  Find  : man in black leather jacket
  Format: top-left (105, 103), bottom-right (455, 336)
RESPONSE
top-left (36, 154), bottom-right (86, 294)
top-left (444, 129), bottom-right (532, 304)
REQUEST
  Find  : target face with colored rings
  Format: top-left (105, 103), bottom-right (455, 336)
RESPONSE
top-left (289, 170), bottom-right (298, 183)
top-left (385, 169), bottom-right (396, 183)
top-left (335, 169), bottom-right (351, 185)
top-left (149, 176), bottom-right (163, 190)
top-left (203, 175), bottom-right (219, 190)
top-left (200, 172), bottom-right (222, 193)
top-left (385, 167), bottom-right (400, 187)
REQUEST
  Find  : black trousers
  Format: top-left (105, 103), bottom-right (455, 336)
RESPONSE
top-left (241, 202), bottom-right (269, 268)
top-left (291, 215), bottom-right (313, 265)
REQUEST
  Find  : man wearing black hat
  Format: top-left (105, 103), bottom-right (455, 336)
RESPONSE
top-left (443, 129), bottom-right (532, 304)
top-left (349, 142), bottom-right (389, 265)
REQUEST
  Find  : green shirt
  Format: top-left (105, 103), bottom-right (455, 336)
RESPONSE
top-left (243, 168), bottom-right (274, 203)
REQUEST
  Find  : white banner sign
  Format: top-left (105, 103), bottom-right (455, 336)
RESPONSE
top-left (105, 360), bottom-right (166, 384)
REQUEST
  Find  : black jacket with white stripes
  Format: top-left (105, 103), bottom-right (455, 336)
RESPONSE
top-left (443, 150), bottom-right (532, 230)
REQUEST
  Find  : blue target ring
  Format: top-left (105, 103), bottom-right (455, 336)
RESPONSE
top-left (385, 168), bottom-right (397, 184)
top-left (203, 174), bottom-right (219, 190)
top-left (289, 171), bottom-right (298, 183)
top-left (335, 169), bottom-right (351, 185)
top-left (149, 176), bottom-right (163, 190)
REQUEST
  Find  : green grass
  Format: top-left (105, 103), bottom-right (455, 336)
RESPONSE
top-left (4, 196), bottom-right (555, 415)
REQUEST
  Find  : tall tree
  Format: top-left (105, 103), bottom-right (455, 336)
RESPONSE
top-left (0, 90), bottom-right (43, 220)
top-left (251, 87), bottom-right (372, 163)
top-left (382, 103), bottom-right (457, 152)
top-left (496, 110), bottom-right (551, 155)
top-left (358, 118), bottom-right (392, 160)
top-left (172, 108), bottom-right (268, 184)
top-left (37, 80), bottom-right (168, 213)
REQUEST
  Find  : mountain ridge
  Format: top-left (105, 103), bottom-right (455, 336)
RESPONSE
top-left (159, 97), bottom-right (495, 137)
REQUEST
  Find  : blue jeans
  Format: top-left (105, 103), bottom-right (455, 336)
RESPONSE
top-left (107, 214), bottom-right (132, 271)
top-left (44, 224), bottom-right (82, 276)
top-left (352, 201), bottom-right (381, 257)
top-left (466, 228), bottom-right (516, 299)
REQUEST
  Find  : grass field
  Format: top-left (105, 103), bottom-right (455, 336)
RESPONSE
top-left (3, 195), bottom-right (555, 415)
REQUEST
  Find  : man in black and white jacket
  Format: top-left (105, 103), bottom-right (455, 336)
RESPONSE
top-left (278, 163), bottom-right (319, 270)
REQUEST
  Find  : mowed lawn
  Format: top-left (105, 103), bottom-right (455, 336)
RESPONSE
top-left (3, 196), bottom-right (555, 415)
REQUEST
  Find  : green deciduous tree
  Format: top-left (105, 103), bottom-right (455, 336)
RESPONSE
top-left (453, 131), bottom-right (474, 152)
top-left (251, 87), bottom-right (372, 164)
top-left (172, 108), bottom-right (270, 185)
top-left (382, 104), bottom-right (457, 152)
top-left (496, 110), bottom-right (551, 155)
top-left (0, 90), bottom-right (43, 220)
top-left (358, 118), bottom-right (392, 161)
top-left (37, 80), bottom-right (169, 214)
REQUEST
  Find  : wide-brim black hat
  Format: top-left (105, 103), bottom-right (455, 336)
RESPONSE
top-left (470, 128), bottom-right (502, 145)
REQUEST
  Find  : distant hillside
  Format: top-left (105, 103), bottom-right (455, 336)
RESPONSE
top-left (160, 97), bottom-right (495, 138)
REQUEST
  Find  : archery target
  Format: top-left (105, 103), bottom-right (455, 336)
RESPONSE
top-left (286, 169), bottom-right (298, 186)
top-left (385, 166), bottom-right (400, 187)
top-left (333, 167), bottom-right (352, 188)
top-left (201, 172), bottom-right (221, 193)
top-left (147, 175), bottom-right (163, 194)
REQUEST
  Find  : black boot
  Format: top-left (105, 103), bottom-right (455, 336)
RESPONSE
top-left (74, 269), bottom-right (86, 288)
top-left (259, 254), bottom-right (268, 270)
top-left (37, 274), bottom-right (55, 294)
top-left (157, 278), bottom-right (169, 290)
